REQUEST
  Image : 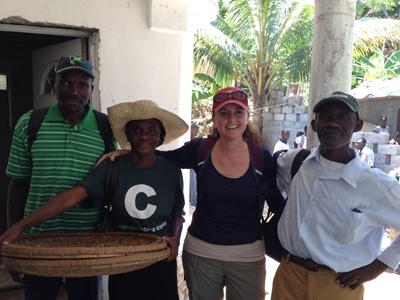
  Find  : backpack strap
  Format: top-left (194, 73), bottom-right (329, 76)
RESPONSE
top-left (106, 157), bottom-right (119, 202)
top-left (94, 110), bottom-right (114, 154)
top-left (291, 149), bottom-right (311, 179)
top-left (27, 107), bottom-right (49, 152)
top-left (196, 138), bottom-right (217, 182)
top-left (28, 107), bottom-right (113, 154)
top-left (273, 148), bottom-right (310, 179)
top-left (250, 143), bottom-right (267, 214)
top-left (249, 143), bottom-right (264, 179)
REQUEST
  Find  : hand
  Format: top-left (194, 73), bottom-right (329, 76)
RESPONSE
top-left (162, 236), bottom-right (180, 262)
top-left (335, 259), bottom-right (388, 290)
top-left (95, 149), bottom-right (129, 166)
top-left (0, 225), bottom-right (25, 284)
top-left (0, 224), bottom-right (23, 246)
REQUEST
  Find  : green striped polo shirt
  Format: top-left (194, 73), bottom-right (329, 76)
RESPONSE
top-left (6, 103), bottom-right (116, 233)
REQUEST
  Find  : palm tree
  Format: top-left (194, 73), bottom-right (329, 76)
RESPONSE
top-left (192, 1), bottom-right (400, 131)
top-left (353, 18), bottom-right (400, 60)
top-left (193, 0), bottom-right (314, 131)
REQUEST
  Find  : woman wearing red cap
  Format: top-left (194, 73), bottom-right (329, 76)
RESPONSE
top-left (157, 86), bottom-right (282, 300)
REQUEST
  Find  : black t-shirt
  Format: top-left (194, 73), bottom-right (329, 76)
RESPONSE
top-left (79, 155), bottom-right (184, 237)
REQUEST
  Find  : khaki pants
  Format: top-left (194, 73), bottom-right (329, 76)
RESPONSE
top-left (182, 250), bottom-right (266, 300)
top-left (271, 257), bottom-right (364, 300)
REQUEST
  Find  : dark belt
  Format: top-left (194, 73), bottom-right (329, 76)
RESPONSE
top-left (282, 249), bottom-right (330, 272)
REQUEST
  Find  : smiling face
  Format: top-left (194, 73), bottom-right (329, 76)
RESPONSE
top-left (125, 119), bottom-right (162, 157)
top-left (52, 70), bottom-right (94, 114)
top-left (311, 101), bottom-right (363, 151)
top-left (212, 103), bottom-right (249, 140)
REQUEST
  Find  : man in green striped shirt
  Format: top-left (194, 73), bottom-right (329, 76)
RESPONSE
top-left (5, 55), bottom-right (116, 300)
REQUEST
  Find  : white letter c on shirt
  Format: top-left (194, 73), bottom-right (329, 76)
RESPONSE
top-left (125, 184), bottom-right (157, 219)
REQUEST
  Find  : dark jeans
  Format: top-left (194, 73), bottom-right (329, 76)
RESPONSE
top-left (24, 274), bottom-right (101, 300)
top-left (108, 259), bottom-right (179, 300)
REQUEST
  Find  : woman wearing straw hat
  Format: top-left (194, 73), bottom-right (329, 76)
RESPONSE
top-left (98, 87), bottom-right (283, 300)
top-left (0, 100), bottom-right (188, 300)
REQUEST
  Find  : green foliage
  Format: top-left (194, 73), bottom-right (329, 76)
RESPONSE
top-left (356, 0), bottom-right (399, 19)
top-left (192, 73), bottom-right (221, 102)
top-left (352, 47), bottom-right (400, 87)
top-left (192, 0), bottom-right (314, 129)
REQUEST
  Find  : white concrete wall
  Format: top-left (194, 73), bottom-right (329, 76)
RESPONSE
top-left (0, 0), bottom-right (217, 150)
top-left (0, 0), bottom-right (217, 219)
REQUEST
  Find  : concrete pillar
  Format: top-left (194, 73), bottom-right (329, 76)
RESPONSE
top-left (307, 0), bottom-right (356, 148)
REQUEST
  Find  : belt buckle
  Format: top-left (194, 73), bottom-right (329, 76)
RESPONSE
top-left (305, 259), bottom-right (319, 272)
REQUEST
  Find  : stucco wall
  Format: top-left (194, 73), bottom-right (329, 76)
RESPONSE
top-left (358, 96), bottom-right (400, 138)
top-left (0, 0), bottom-right (217, 149)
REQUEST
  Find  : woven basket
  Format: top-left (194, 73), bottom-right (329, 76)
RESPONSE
top-left (1, 232), bottom-right (170, 277)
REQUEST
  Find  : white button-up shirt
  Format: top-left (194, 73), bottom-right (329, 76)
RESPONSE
top-left (276, 147), bottom-right (400, 272)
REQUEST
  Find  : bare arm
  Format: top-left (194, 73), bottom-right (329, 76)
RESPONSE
top-left (0, 186), bottom-right (88, 245)
top-left (7, 178), bottom-right (30, 227)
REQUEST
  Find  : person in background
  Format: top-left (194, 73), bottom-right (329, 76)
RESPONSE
top-left (272, 91), bottom-right (400, 300)
top-left (372, 115), bottom-right (389, 134)
top-left (355, 137), bottom-right (374, 168)
top-left (294, 125), bottom-right (307, 149)
top-left (97, 86), bottom-right (284, 300)
top-left (0, 100), bottom-right (188, 300)
top-left (191, 124), bottom-right (199, 140)
top-left (5, 55), bottom-right (116, 300)
top-left (273, 129), bottom-right (290, 153)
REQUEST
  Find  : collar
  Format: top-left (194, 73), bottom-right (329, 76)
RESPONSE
top-left (46, 103), bottom-right (97, 129)
top-left (312, 146), bottom-right (364, 189)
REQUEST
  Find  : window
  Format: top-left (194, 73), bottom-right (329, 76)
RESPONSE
top-left (0, 74), bottom-right (7, 90)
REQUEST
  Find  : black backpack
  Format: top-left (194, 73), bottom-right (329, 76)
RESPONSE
top-left (27, 107), bottom-right (114, 154)
top-left (262, 148), bottom-right (310, 261)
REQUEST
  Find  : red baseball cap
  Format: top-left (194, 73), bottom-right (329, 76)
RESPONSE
top-left (212, 86), bottom-right (249, 112)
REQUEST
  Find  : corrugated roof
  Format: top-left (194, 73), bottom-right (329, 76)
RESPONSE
top-left (351, 78), bottom-right (400, 99)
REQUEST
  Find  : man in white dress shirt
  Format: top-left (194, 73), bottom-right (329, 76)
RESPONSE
top-left (271, 92), bottom-right (400, 300)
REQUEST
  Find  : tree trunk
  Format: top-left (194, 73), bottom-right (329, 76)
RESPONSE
top-left (252, 93), bottom-right (266, 134)
top-left (307, 0), bottom-right (356, 148)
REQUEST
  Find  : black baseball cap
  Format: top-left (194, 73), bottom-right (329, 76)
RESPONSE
top-left (54, 55), bottom-right (95, 78)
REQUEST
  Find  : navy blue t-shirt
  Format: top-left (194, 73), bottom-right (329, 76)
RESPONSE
top-left (158, 138), bottom-right (277, 245)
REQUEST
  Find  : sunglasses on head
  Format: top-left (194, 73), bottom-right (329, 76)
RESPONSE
top-left (213, 91), bottom-right (248, 103)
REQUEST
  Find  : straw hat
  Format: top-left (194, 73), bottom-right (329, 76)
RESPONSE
top-left (107, 100), bottom-right (189, 150)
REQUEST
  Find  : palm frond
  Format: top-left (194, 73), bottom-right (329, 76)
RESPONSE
top-left (353, 18), bottom-right (400, 60)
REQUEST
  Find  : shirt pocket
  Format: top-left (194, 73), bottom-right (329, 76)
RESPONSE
top-left (329, 203), bottom-right (365, 245)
